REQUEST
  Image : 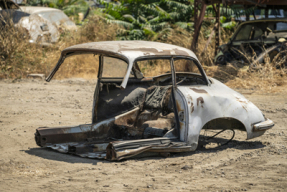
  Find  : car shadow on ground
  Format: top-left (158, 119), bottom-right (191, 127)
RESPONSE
top-left (177, 136), bottom-right (266, 158)
top-left (23, 136), bottom-right (266, 163)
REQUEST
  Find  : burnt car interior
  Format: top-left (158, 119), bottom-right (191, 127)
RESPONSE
top-left (93, 56), bottom-right (207, 141)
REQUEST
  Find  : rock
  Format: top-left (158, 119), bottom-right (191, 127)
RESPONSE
top-left (181, 165), bottom-right (193, 170)
top-left (27, 74), bottom-right (45, 80)
top-left (147, 184), bottom-right (152, 188)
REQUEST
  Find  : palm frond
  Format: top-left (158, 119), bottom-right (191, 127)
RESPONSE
top-left (129, 29), bottom-right (144, 36)
top-left (139, 3), bottom-right (162, 16)
top-left (117, 28), bottom-right (130, 36)
top-left (169, 12), bottom-right (180, 20)
top-left (163, 0), bottom-right (190, 11)
top-left (148, 22), bottom-right (169, 31)
top-left (108, 20), bottom-right (133, 29)
top-left (157, 27), bottom-right (173, 35)
top-left (222, 21), bottom-right (237, 29)
top-left (148, 16), bottom-right (160, 24)
top-left (143, 27), bottom-right (156, 36)
top-left (139, 16), bottom-right (148, 24)
top-left (123, 14), bottom-right (136, 22)
top-left (175, 22), bottom-right (193, 29)
top-left (154, 5), bottom-right (169, 17)
top-left (104, 13), bottom-right (115, 20)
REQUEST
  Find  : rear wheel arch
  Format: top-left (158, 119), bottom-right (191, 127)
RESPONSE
top-left (201, 117), bottom-right (246, 132)
top-left (186, 117), bottom-right (246, 148)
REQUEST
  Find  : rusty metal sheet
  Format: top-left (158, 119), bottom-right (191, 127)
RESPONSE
top-left (40, 138), bottom-right (191, 161)
top-left (106, 138), bottom-right (191, 161)
top-left (35, 122), bottom-right (112, 147)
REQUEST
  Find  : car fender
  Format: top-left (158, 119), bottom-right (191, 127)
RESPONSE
top-left (177, 78), bottom-right (266, 147)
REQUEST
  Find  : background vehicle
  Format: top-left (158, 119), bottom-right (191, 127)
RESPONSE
top-left (235, 9), bottom-right (285, 21)
top-left (0, 6), bottom-right (77, 46)
top-left (214, 19), bottom-right (287, 66)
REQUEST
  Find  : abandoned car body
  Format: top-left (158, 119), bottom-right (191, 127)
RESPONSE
top-left (0, 6), bottom-right (76, 46)
top-left (214, 19), bottom-right (287, 66)
top-left (35, 41), bottom-right (274, 160)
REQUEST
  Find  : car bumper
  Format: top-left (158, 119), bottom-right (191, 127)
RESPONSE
top-left (253, 119), bottom-right (274, 131)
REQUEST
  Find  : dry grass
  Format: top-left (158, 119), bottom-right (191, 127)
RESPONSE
top-left (0, 23), bottom-right (42, 78)
top-left (1, 17), bottom-right (287, 92)
top-left (149, 27), bottom-right (287, 92)
top-left (0, 15), bottom-right (117, 79)
top-left (205, 64), bottom-right (286, 93)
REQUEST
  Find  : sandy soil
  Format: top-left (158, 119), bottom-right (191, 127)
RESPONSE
top-left (0, 79), bottom-right (286, 192)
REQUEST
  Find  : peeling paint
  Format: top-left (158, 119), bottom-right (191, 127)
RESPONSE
top-left (196, 97), bottom-right (204, 108)
top-left (190, 102), bottom-right (194, 113)
top-left (190, 88), bottom-right (208, 94)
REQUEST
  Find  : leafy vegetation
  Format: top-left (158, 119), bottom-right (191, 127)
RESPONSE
top-left (26, 0), bottom-right (89, 20)
top-left (99, 0), bottom-right (194, 40)
top-left (2, 0), bottom-right (286, 91)
top-left (0, 15), bottom-right (117, 79)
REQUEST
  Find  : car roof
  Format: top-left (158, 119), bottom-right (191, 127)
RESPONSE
top-left (19, 6), bottom-right (62, 14)
top-left (241, 18), bottom-right (287, 24)
top-left (61, 41), bottom-right (198, 62)
top-left (47, 41), bottom-right (203, 88)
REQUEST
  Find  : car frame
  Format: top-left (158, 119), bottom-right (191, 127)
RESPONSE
top-left (35, 41), bottom-right (274, 160)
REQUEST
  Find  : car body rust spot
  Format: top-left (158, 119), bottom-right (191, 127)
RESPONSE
top-left (190, 88), bottom-right (207, 94)
top-left (190, 102), bottom-right (194, 113)
top-left (197, 97), bottom-right (204, 108)
top-left (176, 100), bottom-right (183, 112)
top-left (118, 48), bottom-right (190, 56)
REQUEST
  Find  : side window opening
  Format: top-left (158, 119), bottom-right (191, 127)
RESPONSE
top-left (174, 59), bottom-right (200, 74)
top-left (102, 57), bottom-right (134, 78)
top-left (136, 59), bottom-right (171, 77)
top-left (234, 24), bottom-right (253, 41)
top-left (252, 26), bottom-right (263, 40)
top-left (52, 54), bottom-right (98, 79)
top-left (173, 58), bottom-right (206, 86)
top-left (276, 22), bottom-right (287, 31)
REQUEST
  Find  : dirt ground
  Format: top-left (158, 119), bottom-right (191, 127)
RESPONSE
top-left (0, 79), bottom-right (286, 192)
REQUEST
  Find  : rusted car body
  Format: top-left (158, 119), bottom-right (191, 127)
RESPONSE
top-left (35, 41), bottom-right (274, 160)
top-left (0, 6), bottom-right (76, 46)
top-left (214, 19), bottom-right (287, 66)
